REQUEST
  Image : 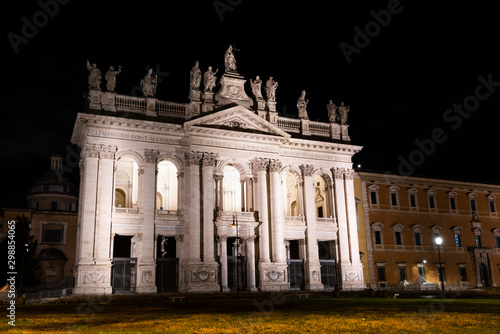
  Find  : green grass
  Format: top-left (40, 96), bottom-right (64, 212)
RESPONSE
top-left (3, 296), bottom-right (500, 333)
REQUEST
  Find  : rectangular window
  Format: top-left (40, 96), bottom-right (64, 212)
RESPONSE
top-left (410, 194), bottom-right (417, 208)
top-left (437, 266), bottom-right (446, 282)
top-left (429, 195), bottom-right (435, 209)
top-left (417, 264), bottom-right (426, 279)
top-left (395, 232), bottom-right (402, 245)
top-left (450, 197), bottom-right (457, 211)
top-left (490, 200), bottom-right (496, 213)
top-left (398, 267), bottom-right (407, 282)
top-left (470, 199), bottom-right (477, 212)
top-left (391, 193), bottom-right (398, 206)
top-left (42, 224), bottom-right (64, 243)
top-left (455, 234), bottom-right (462, 247)
top-left (370, 191), bottom-right (377, 205)
top-left (459, 267), bottom-right (467, 282)
top-left (414, 232), bottom-right (422, 246)
top-left (475, 235), bottom-right (482, 247)
top-left (51, 201), bottom-right (58, 211)
top-left (374, 231), bottom-right (382, 245)
top-left (377, 266), bottom-right (386, 282)
top-left (317, 207), bottom-right (323, 218)
top-left (495, 236), bottom-right (500, 248)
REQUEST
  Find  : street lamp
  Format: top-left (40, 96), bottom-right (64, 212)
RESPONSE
top-left (435, 236), bottom-right (445, 299)
top-left (231, 212), bottom-right (239, 293)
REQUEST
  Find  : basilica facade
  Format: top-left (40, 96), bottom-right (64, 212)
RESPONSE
top-left (71, 47), bottom-right (365, 294)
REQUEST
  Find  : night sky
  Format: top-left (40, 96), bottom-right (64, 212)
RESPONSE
top-left (2, 0), bottom-right (500, 209)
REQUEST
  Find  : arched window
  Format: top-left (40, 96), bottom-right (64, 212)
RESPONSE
top-left (156, 160), bottom-right (178, 211)
top-left (313, 174), bottom-right (332, 218)
top-left (284, 170), bottom-right (301, 216)
top-left (115, 156), bottom-right (139, 208)
top-left (223, 165), bottom-right (241, 212)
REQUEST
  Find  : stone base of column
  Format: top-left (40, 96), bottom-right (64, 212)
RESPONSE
top-left (136, 263), bottom-right (157, 294)
top-left (248, 285), bottom-right (259, 292)
top-left (339, 263), bottom-right (365, 291)
top-left (73, 262), bottom-right (113, 295)
top-left (258, 262), bottom-right (289, 292)
top-left (178, 261), bottom-right (220, 293)
top-left (304, 261), bottom-right (324, 291)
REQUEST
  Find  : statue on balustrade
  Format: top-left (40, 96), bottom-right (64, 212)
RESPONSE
top-left (327, 100), bottom-right (338, 123)
top-left (204, 66), bottom-right (218, 92)
top-left (105, 65), bottom-right (122, 92)
top-left (86, 60), bottom-right (102, 91)
top-left (297, 90), bottom-right (309, 120)
top-left (224, 44), bottom-right (237, 73)
top-left (140, 68), bottom-right (158, 98)
top-left (250, 75), bottom-right (263, 100)
top-left (190, 61), bottom-right (202, 90)
top-left (265, 77), bottom-right (278, 102)
top-left (338, 102), bottom-right (350, 125)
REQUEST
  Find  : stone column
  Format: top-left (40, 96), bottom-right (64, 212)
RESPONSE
top-left (344, 169), bottom-right (361, 265)
top-left (300, 164), bottom-right (324, 291)
top-left (269, 159), bottom-right (286, 263)
top-left (202, 154), bottom-right (217, 263)
top-left (219, 235), bottom-right (230, 292)
top-left (137, 149), bottom-right (158, 293)
top-left (255, 158), bottom-right (270, 263)
top-left (214, 173), bottom-right (223, 212)
top-left (332, 168), bottom-right (350, 267)
top-left (246, 235), bottom-right (258, 292)
top-left (185, 152), bottom-right (202, 262)
top-left (246, 177), bottom-right (254, 211)
top-left (74, 144), bottom-right (108, 295)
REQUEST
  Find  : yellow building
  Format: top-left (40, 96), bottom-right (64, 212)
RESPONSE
top-left (356, 171), bottom-right (500, 290)
top-left (2, 154), bottom-right (78, 291)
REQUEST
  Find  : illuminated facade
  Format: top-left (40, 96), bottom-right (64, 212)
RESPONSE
top-left (356, 171), bottom-right (500, 289)
top-left (71, 47), bottom-right (365, 295)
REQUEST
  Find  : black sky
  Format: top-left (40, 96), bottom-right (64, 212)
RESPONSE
top-left (2, 0), bottom-right (500, 209)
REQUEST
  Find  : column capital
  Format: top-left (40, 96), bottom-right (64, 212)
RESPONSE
top-left (184, 152), bottom-right (203, 166)
top-left (332, 167), bottom-right (345, 180)
top-left (214, 173), bottom-right (224, 182)
top-left (268, 159), bottom-right (282, 173)
top-left (144, 149), bottom-right (159, 163)
top-left (82, 143), bottom-right (100, 159)
top-left (344, 169), bottom-right (354, 180)
top-left (299, 164), bottom-right (314, 177)
top-left (244, 235), bottom-right (257, 243)
top-left (99, 145), bottom-right (117, 160)
top-left (201, 152), bottom-right (218, 167)
top-left (217, 235), bottom-right (228, 242)
top-left (253, 158), bottom-right (269, 172)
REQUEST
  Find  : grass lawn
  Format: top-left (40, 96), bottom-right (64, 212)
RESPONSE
top-left (2, 295), bottom-right (500, 333)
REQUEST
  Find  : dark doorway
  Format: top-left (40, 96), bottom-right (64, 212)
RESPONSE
top-left (287, 240), bottom-right (304, 290)
top-left (227, 237), bottom-right (246, 291)
top-left (318, 240), bottom-right (337, 289)
top-left (112, 235), bottom-right (137, 293)
top-left (156, 236), bottom-right (178, 292)
top-left (479, 263), bottom-right (490, 287)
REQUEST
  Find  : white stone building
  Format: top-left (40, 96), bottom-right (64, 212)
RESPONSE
top-left (71, 48), bottom-right (365, 294)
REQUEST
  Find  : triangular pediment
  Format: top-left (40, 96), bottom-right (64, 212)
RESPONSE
top-left (184, 105), bottom-right (291, 138)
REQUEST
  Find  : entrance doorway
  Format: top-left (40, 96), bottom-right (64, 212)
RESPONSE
top-left (318, 240), bottom-right (337, 289)
top-left (287, 240), bottom-right (304, 290)
top-left (112, 235), bottom-right (137, 293)
top-left (226, 237), bottom-right (246, 291)
top-left (479, 263), bottom-right (490, 287)
top-left (156, 236), bottom-right (179, 292)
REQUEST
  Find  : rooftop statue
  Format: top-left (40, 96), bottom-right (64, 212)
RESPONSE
top-left (327, 100), bottom-right (338, 123)
top-left (297, 90), bottom-right (309, 120)
top-left (265, 77), bottom-right (278, 102)
top-left (204, 66), bottom-right (218, 92)
top-left (224, 45), bottom-right (237, 72)
top-left (250, 75), bottom-right (263, 100)
top-left (86, 60), bottom-right (102, 91)
top-left (105, 65), bottom-right (122, 92)
top-left (141, 68), bottom-right (158, 98)
top-left (338, 101), bottom-right (350, 125)
top-left (190, 61), bottom-right (202, 90)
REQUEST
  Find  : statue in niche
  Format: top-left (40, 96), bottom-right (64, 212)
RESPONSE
top-left (250, 75), bottom-right (263, 100)
top-left (86, 60), bottom-right (102, 90)
top-left (204, 66), bottom-right (218, 92)
top-left (140, 68), bottom-right (158, 97)
top-left (104, 65), bottom-right (122, 92)
top-left (224, 44), bottom-right (237, 72)
top-left (265, 77), bottom-right (278, 102)
top-left (338, 101), bottom-right (350, 124)
top-left (190, 61), bottom-right (202, 90)
top-left (327, 100), bottom-right (338, 123)
top-left (297, 90), bottom-right (309, 120)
